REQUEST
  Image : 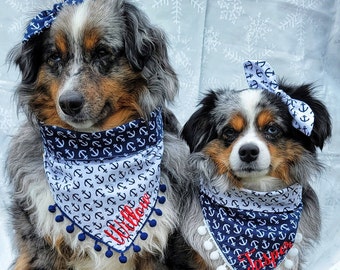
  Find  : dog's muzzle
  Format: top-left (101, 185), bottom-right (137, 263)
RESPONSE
top-left (239, 143), bottom-right (259, 163)
top-left (59, 91), bottom-right (84, 116)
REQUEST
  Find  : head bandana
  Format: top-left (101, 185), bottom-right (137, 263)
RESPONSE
top-left (243, 60), bottom-right (314, 136)
top-left (199, 182), bottom-right (303, 270)
top-left (40, 108), bottom-right (166, 263)
top-left (23, 0), bottom-right (84, 43)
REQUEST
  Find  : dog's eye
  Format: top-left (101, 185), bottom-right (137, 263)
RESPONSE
top-left (46, 52), bottom-right (62, 68)
top-left (264, 124), bottom-right (282, 139)
top-left (93, 46), bottom-right (113, 61)
top-left (95, 47), bottom-right (111, 59)
top-left (222, 127), bottom-right (239, 144)
top-left (93, 46), bottom-right (114, 74)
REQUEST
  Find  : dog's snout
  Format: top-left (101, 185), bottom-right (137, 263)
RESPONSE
top-left (59, 91), bottom-right (84, 116)
top-left (239, 143), bottom-right (259, 163)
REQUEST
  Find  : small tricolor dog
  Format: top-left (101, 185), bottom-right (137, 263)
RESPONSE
top-left (179, 61), bottom-right (331, 270)
top-left (6, 0), bottom-right (188, 269)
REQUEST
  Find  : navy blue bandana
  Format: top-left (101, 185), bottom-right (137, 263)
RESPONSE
top-left (199, 182), bottom-right (303, 270)
top-left (23, 0), bottom-right (84, 43)
top-left (40, 108), bottom-right (166, 263)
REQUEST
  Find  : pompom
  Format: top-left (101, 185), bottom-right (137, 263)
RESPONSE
top-left (94, 243), bottom-right (102, 252)
top-left (154, 208), bottom-right (163, 216)
top-left (158, 196), bottom-right (166, 204)
top-left (197, 225), bottom-right (207, 236)
top-left (55, 215), bottom-right (64, 222)
top-left (119, 254), bottom-right (127, 264)
top-left (284, 259), bottom-right (294, 269)
top-left (288, 247), bottom-right (299, 257)
top-left (140, 232), bottom-right (148, 240)
top-left (78, 233), bottom-right (86, 241)
top-left (133, 245), bottom-right (141, 252)
top-left (66, 224), bottom-right (74, 233)
top-left (217, 265), bottom-right (227, 270)
top-left (48, 205), bottom-right (56, 213)
top-left (295, 233), bottom-right (303, 243)
top-left (210, 250), bottom-right (220, 260)
top-left (159, 184), bottom-right (167, 192)
top-left (203, 240), bottom-right (213, 251)
top-left (149, 219), bottom-right (157, 227)
top-left (105, 249), bottom-right (113, 258)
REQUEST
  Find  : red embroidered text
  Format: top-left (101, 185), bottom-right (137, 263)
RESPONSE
top-left (237, 241), bottom-right (293, 270)
top-left (104, 193), bottom-right (151, 245)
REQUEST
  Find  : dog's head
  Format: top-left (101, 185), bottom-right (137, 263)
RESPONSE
top-left (9, 0), bottom-right (178, 131)
top-left (182, 85), bottom-right (331, 190)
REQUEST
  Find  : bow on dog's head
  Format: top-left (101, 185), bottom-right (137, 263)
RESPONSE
top-left (183, 62), bottom-right (331, 154)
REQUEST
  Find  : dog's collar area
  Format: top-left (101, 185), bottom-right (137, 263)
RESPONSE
top-left (243, 60), bottom-right (314, 136)
top-left (39, 108), bottom-right (163, 160)
top-left (23, 0), bottom-right (84, 43)
top-left (198, 182), bottom-right (303, 270)
top-left (40, 108), bottom-right (167, 263)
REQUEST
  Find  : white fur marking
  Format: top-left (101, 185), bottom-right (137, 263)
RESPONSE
top-left (229, 90), bottom-right (271, 179)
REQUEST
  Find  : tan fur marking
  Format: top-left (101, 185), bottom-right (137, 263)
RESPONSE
top-left (97, 75), bottom-right (143, 130)
top-left (55, 32), bottom-right (68, 57)
top-left (83, 28), bottom-right (101, 52)
top-left (203, 139), bottom-right (242, 187)
top-left (268, 141), bottom-right (305, 184)
top-left (14, 252), bottom-right (31, 270)
top-left (33, 69), bottom-right (67, 127)
top-left (257, 110), bottom-right (275, 129)
top-left (229, 113), bottom-right (246, 132)
top-left (193, 251), bottom-right (211, 270)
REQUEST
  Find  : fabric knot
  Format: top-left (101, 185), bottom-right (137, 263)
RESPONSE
top-left (243, 60), bottom-right (314, 136)
top-left (23, 0), bottom-right (84, 43)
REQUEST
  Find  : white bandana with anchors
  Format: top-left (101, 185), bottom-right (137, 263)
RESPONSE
top-left (199, 182), bottom-right (303, 270)
top-left (40, 108), bottom-right (166, 263)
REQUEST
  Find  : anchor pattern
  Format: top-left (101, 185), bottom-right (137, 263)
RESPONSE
top-left (200, 183), bottom-right (303, 270)
top-left (40, 108), bottom-right (166, 263)
top-left (243, 60), bottom-right (314, 136)
top-left (23, 0), bottom-right (84, 43)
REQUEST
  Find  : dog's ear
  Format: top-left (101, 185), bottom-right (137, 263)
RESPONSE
top-left (281, 83), bottom-right (332, 150)
top-left (8, 33), bottom-right (46, 85)
top-left (122, 3), bottom-right (157, 71)
top-left (181, 91), bottom-right (219, 153)
top-left (121, 2), bottom-right (178, 107)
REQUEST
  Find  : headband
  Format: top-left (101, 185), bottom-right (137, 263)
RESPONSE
top-left (243, 60), bottom-right (314, 136)
top-left (23, 0), bottom-right (84, 43)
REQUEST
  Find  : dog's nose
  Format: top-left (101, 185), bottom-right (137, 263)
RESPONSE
top-left (59, 91), bottom-right (84, 116)
top-left (239, 143), bottom-right (259, 163)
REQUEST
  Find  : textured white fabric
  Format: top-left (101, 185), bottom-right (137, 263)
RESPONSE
top-left (1, 1), bottom-right (339, 269)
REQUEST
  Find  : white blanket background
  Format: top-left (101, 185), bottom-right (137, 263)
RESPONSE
top-left (0, 0), bottom-right (339, 269)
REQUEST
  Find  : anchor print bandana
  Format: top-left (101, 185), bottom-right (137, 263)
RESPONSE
top-left (200, 182), bottom-right (303, 270)
top-left (23, 0), bottom-right (84, 43)
top-left (243, 60), bottom-right (314, 136)
top-left (40, 108), bottom-right (166, 263)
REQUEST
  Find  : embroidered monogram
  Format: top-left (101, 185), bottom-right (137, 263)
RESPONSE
top-left (199, 182), bottom-right (303, 270)
top-left (40, 108), bottom-right (166, 263)
top-left (243, 60), bottom-right (314, 136)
